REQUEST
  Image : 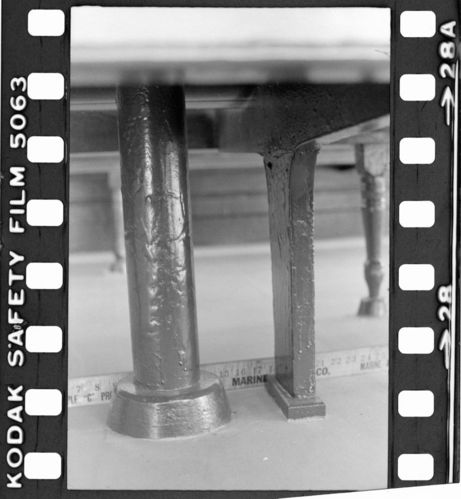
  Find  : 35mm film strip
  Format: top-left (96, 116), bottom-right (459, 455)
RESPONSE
top-left (0, 0), bottom-right (460, 498)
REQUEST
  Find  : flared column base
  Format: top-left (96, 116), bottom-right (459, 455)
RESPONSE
top-left (266, 375), bottom-right (326, 420)
top-left (108, 370), bottom-right (231, 439)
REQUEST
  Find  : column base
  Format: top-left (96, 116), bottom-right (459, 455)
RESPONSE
top-left (266, 375), bottom-right (326, 420)
top-left (109, 257), bottom-right (125, 273)
top-left (108, 370), bottom-right (231, 439)
top-left (358, 297), bottom-right (386, 317)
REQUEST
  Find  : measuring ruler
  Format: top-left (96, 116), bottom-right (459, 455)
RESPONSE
top-left (68, 345), bottom-right (388, 408)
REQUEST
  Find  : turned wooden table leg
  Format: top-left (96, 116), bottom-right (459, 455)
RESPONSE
top-left (263, 142), bottom-right (325, 419)
top-left (108, 85), bottom-right (230, 439)
top-left (107, 169), bottom-right (125, 272)
top-left (355, 143), bottom-right (388, 318)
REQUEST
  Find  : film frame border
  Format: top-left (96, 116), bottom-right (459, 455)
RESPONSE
top-left (0, 0), bottom-right (459, 497)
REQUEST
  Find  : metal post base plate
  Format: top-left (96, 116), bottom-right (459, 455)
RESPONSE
top-left (266, 375), bottom-right (326, 420)
top-left (108, 370), bottom-right (231, 439)
top-left (358, 297), bottom-right (386, 317)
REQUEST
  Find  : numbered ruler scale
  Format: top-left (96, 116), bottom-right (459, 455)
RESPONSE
top-left (68, 346), bottom-right (389, 408)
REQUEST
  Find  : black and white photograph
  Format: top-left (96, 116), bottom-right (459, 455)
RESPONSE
top-left (68, 7), bottom-right (390, 490)
top-left (1, 0), bottom-right (460, 498)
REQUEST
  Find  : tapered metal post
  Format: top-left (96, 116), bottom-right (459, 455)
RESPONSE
top-left (108, 85), bottom-right (230, 438)
top-left (263, 142), bottom-right (325, 419)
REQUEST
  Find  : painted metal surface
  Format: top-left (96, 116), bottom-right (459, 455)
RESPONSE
top-left (264, 142), bottom-right (326, 418)
top-left (109, 84), bottom-right (230, 437)
top-left (117, 85), bottom-right (199, 390)
top-left (108, 371), bottom-right (230, 438)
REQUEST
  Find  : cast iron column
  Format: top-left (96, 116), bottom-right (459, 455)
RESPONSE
top-left (263, 142), bottom-right (326, 419)
top-left (108, 85), bottom-right (230, 438)
top-left (355, 143), bottom-right (388, 317)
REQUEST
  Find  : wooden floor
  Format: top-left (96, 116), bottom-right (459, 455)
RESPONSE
top-left (68, 237), bottom-right (389, 491)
